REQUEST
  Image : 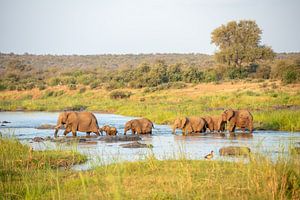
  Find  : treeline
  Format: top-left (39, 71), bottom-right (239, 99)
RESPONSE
top-left (0, 53), bottom-right (299, 91)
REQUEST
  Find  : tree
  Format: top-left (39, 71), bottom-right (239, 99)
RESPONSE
top-left (211, 20), bottom-right (275, 68)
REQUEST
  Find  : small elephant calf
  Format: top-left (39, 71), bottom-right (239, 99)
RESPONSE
top-left (100, 125), bottom-right (118, 136)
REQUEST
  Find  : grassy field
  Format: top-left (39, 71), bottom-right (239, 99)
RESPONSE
top-left (0, 80), bottom-right (300, 131)
top-left (0, 138), bottom-right (299, 199)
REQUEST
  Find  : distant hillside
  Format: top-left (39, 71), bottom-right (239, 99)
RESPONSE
top-left (0, 53), bottom-right (214, 70)
top-left (0, 52), bottom-right (299, 91)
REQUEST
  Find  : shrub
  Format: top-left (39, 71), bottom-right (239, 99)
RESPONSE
top-left (43, 90), bottom-right (54, 98)
top-left (254, 65), bottom-right (271, 79)
top-left (48, 77), bottom-right (61, 86)
top-left (226, 67), bottom-right (249, 79)
top-left (90, 81), bottom-right (100, 89)
top-left (79, 87), bottom-right (86, 93)
top-left (68, 84), bottom-right (77, 90)
top-left (283, 70), bottom-right (298, 84)
top-left (38, 84), bottom-right (47, 90)
top-left (0, 84), bottom-right (7, 91)
top-left (109, 90), bottom-right (132, 99)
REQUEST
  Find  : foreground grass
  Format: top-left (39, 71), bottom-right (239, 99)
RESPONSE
top-left (0, 81), bottom-right (300, 131)
top-left (0, 138), bottom-right (300, 199)
top-left (0, 138), bottom-right (87, 199)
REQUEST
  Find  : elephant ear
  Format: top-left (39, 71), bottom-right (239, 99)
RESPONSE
top-left (226, 109), bottom-right (235, 121)
top-left (205, 117), bottom-right (212, 124)
top-left (180, 117), bottom-right (188, 129)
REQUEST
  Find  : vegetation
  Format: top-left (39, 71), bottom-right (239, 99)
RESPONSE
top-left (0, 137), bottom-right (299, 199)
top-left (0, 52), bottom-right (299, 92)
top-left (211, 20), bottom-right (275, 68)
top-left (0, 81), bottom-right (299, 131)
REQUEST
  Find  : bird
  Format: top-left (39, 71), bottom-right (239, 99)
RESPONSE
top-left (204, 150), bottom-right (214, 160)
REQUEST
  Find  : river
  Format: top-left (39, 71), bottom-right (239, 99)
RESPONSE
top-left (1, 112), bottom-right (299, 170)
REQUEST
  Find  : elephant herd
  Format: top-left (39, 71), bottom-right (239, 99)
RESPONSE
top-left (172, 109), bottom-right (253, 135)
top-left (54, 109), bottom-right (253, 137)
top-left (54, 111), bottom-right (154, 137)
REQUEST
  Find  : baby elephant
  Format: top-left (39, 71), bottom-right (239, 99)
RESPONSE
top-left (100, 125), bottom-right (118, 136)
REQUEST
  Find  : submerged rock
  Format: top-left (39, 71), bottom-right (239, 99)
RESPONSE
top-left (32, 137), bottom-right (45, 142)
top-left (219, 146), bottom-right (251, 156)
top-left (36, 124), bottom-right (56, 129)
top-left (98, 135), bottom-right (142, 143)
top-left (120, 141), bottom-right (153, 148)
top-left (1, 121), bottom-right (11, 124)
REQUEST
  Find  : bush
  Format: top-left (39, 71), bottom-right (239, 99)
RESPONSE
top-left (79, 87), bottom-right (86, 93)
top-left (109, 90), bottom-right (132, 99)
top-left (68, 84), bottom-right (77, 90)
top-left (254, 65), bottom-right (271, 79)
top-left (38, 84), bottom-right (47, 90)
top-left (48, 77), bottom-right (61, 86)
top-left (283, 70), bottom-right (298, 84)
top-left (0, 84), bottom-right (7, 91)
top-left (43, 90), bottom-right (54, 98)
top-left (90, 81), bottom-right (100, 89)
top-left (226, 67), bottom-right (249, 79)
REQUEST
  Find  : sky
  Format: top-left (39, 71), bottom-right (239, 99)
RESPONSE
top-left (0, 0), bottom-right (299, 55)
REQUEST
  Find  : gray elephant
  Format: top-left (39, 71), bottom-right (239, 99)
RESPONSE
top-left (221, 109), bottom-right (253, 134)
top-left (54, 111), bottom-right (100, 137)
top-left (124, 118), bottom-right (154, 135)
top-left (172, 117), bottom-right (206, 135)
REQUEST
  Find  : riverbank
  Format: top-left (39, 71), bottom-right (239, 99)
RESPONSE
top-left (0, 137), bottom-right (299, 199)
top-left (1, 81), bottom-right (300, 131)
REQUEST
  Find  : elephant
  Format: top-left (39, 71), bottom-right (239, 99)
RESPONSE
top-left (54, 111), bottom-right (100, 137)
top-left (124, 118), bottom-right (154, 135)
top-left (203, 116), bottom-right (226, 133)
top-left (100, 125), bottom-right (117, 136)
top-left (221, 109), bottom-right (253, 134)
top-left (172, 117), bottom-right (206, 135)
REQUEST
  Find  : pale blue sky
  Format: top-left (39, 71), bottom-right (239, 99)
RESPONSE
top-left (0, 0), bottom-right (299, 55)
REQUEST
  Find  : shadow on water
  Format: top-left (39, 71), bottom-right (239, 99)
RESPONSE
top-left (1, 112), bottom-right (300, 170)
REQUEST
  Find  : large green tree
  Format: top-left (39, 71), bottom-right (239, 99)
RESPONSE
top-left (211, 20), bottom-right (275, 67)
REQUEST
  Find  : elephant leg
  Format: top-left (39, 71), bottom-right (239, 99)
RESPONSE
top-left (71, 126), bottom-right (77, 137)
top-left (228, 124), bottom-right (235, 134)
top-left (242, 127), bottom-right (246, 133)
top-left (86, 132), bottom-right (91, 137)
top-left (63, 130), bottom-right (70, 136)
top-left (182, 128), bottom-right (186, 136)
top-left (95, 130), bottom-right (100, 136)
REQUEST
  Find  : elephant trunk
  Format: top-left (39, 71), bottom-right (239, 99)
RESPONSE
top-left (172, 125), bottom-right (176, 134)
top-left (54, 126), bottom-right (60, 138)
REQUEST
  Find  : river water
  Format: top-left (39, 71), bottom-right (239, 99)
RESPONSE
top-left (1, 112), bottom-right (299, 170)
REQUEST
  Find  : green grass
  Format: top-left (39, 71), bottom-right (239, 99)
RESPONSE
top-left (1, 84), bottom-right (300, 131)
top-left (0, 138), bottom-right (87, 199)
top-left (0, 138), bottom-right (299, 199)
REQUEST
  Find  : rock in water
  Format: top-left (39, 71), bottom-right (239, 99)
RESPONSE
top-left (219, 146), bottom-right (251, 156)
top-left (98, 135), bottom-right (142, 143)
top-left (120, 141), bottom-right (153, 148)
top-left (32, 137), bottom-right (45, 142)
top-left (36, 124), bottom-right (56, 129)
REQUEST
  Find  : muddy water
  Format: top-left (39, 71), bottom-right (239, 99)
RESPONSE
top-left (1, 112), bottom-right (299, 170)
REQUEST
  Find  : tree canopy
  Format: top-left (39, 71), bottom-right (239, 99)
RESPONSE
top-left (211, 20), bottom-right (275, 67)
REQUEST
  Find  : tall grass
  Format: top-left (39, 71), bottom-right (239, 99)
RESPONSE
top-left (0, 138), bottom-right (299, 199)
top-left (0, 138), bottom-right (86, 199)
